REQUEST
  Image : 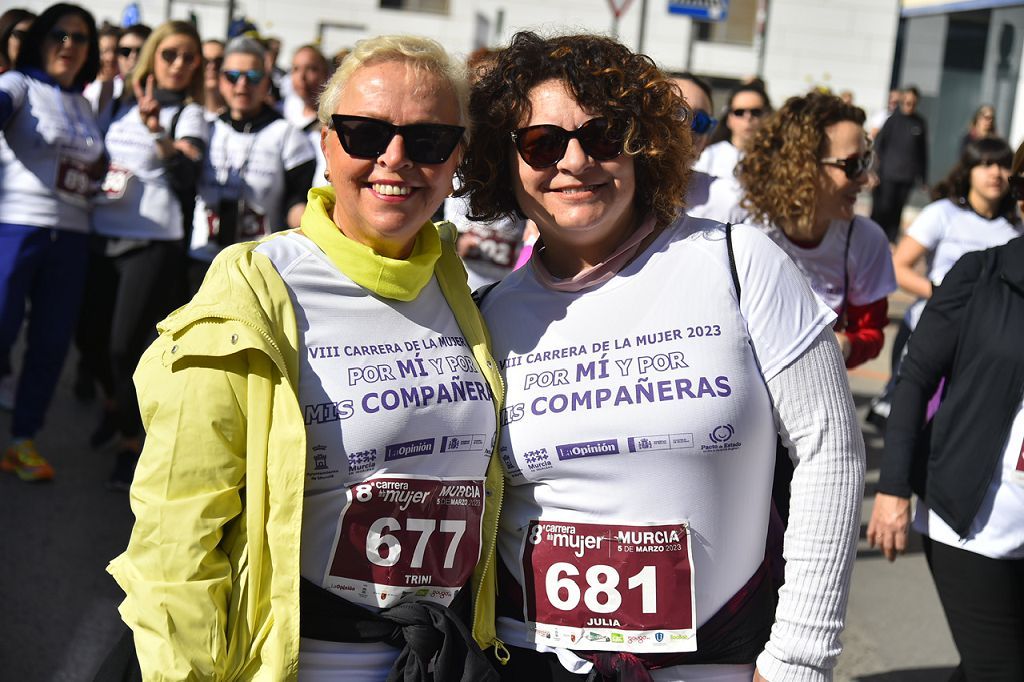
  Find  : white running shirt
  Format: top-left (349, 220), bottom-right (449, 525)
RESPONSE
top-left (753, 216), bottom-right (897, 315)
top-left (480, 216), bottom-right (834, 678)
top-left (255, 232), bottom-right (497, 681)
top-left (0, 70), bottom-right (105, 231)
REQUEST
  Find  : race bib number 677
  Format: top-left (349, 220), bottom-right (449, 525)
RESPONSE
top-left (521, 519), bottom-right (697, 653)
top-left (324, 475), bottom-right (484, 609)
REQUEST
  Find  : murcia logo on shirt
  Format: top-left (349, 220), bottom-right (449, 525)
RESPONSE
top-left (523, 448), bottom-right (553, 472)
top-left (701, 424), bottom-right (742, 452)
top-left (347, 448), bottom-right (377, 475)
top-left (555, 439), bottom-right (620, 460)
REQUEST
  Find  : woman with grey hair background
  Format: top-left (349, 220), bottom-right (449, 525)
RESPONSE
top-left (107, 34), bottom-right (502, 681)
top-left (186, 35), bottom-right (315, 290)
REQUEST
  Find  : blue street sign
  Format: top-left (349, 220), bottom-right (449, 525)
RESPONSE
top-left (668, 0), bottom-right (728, 21)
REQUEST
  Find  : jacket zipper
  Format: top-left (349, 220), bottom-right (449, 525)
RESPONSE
top-left (186, 314), bottom-right (290, 383)
top-left (958, 378), bottom-right (1024, 539)
top-left (473, 363), bottom-right (508, 663)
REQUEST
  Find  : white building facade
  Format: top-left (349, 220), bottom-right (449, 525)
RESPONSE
top-left (20, 0), bottom-right (901, 119)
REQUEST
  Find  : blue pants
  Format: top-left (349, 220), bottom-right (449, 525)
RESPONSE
top-left (0, 223), bottom-right (90, 439)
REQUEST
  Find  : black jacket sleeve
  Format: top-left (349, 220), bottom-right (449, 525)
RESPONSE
top-left (877, 250), bottom-right (983, 497)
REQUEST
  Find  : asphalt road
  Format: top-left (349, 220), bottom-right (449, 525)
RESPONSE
top-left (0, 291), bottom-right (960, 681)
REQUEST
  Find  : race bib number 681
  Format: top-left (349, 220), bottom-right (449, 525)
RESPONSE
top-left (521, 519), bottom-right (697, 653)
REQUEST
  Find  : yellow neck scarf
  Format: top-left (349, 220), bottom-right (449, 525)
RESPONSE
top-left (300, 186), bottom-right (441, 302)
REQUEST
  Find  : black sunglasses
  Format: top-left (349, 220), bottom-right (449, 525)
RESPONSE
top-left (510, 118), bottom-right (623, 169)
top-left (117, 45), bottom-right (141, 57)
top-left (730, 108), bottom-right (765, 118)
top-left (221, 69), bottom-right (266, 85)
top-left (10, 29), bottom-right (27, 41)
top-left (1009, 175), bottom-right (1024, 201)
top-left (691, 110), bottom-right (718, 136)
top-left (330, 114), bottom-right (465, 165)
top-left (49, 29), bottom-right (90, 46)
top-left (160, 48), bottom-right (198, 66)
top-left (820, 149), bottom-right (875, 180)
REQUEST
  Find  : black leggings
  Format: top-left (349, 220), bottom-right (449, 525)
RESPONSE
top-left (108, 241), bottom-right (183, 438)
top-left (923, 536), bottom-right (1024, 681)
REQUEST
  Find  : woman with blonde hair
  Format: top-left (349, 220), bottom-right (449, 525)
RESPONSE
top-left (88, 19), bottom-right (209, 489)
top-left (107, 34), bottom-right (502, 681)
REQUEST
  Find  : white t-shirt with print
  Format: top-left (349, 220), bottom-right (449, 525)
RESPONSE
top-left (190, 115), bottom-right (315, 261)
top-left (0, 71), bottom-right (105, 231)
top-left (693, 140), bottom-right (740, 180)
top-left (255, 232), bottom-right (497, 681)
top-left (754, 215), bottom-right (897, 315)
top-left (480, 217), bottom-right (834, 677)
top-left (92, 101), bottom-right (208, 240)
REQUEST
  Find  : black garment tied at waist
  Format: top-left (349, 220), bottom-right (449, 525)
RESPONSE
top-left (300, 577), bottom-right (499, 682)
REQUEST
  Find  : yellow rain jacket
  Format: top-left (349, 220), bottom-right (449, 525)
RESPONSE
top-left (108, 187), bottom-right (505, 681)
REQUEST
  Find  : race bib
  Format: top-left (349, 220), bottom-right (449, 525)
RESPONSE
top-left (324, 475), bottom-right (485, 609)
top-left (101, 164), bottom-right (133, 200)
top-left (55, 154), bottom-right (94, 204)
top-left (521, 519), bottom-right (696, 653)
top-left (468, 228), bottom-right (519, 268)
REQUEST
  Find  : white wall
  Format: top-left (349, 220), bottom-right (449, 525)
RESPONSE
top-left (762, 0), bottom-right (901, 117)
top-left (18, 0), bottom-right (902, 116)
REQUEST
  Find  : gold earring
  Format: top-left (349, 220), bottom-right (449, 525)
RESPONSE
top-left (324, 169), bottom-right (331, 181)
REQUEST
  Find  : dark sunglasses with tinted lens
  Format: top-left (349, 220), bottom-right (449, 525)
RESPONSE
top-left (49, 29), bottom-right (90, 46)
top-left (821, 149), bottom-right (875, 180)
top-left (330, 114), bottom-right (465, 165)
top-left (731, 107), bottom-right (764, 118)
top-left (160, 48), bottom-right (197, 65)
top-left (11, 29), bottom-right (27, 41)
top-left (117, 45), bottom-right (141, 57)
top-left (691, 110), bottom-right (718, 136)
top-left (1008, 175), bottom-right (1024, 201)
top-left (222, 69), bottom-right (266, 85)
top-left (511, 118), bottom-right (623, 169)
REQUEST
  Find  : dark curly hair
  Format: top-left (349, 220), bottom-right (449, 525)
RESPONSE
top-left (931, 137), bottom-right (1016, 221)
top-left (458, 31), bottom-right (693, 228)
top-left (736, 90), bottom-right (865, 239)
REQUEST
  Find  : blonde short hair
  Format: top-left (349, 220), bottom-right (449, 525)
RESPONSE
top-left (317, 35), bottom-right (469, 137)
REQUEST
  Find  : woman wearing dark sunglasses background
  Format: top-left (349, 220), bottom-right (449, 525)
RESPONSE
top-left (738, 90), bottom-right (896, 371)
top-left (0, 3), bottom-right (103, 482)
top-left (695, 82), bottom-right (771, 180)
top-left (84, 20), bottom-right (209, 490)
top-left (461, 31), bottom-right (863, 682)
top-left (187, 35), bottom-right (314, 285)
top-left (108, 34), bottom-right (503, 681)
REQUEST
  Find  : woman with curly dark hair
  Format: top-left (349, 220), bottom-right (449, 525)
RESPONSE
top-left (737, 90), bottom-right (897, 370)
top-left (461, 31), bottom-right (864, 682)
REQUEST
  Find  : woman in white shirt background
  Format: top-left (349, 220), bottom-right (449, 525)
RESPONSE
top-left (694, 82), bottom-right (771, 180)
top-left (0, 2), bottom-right (104, 482)
top-left (868, 136), bottom-right (1023, 428)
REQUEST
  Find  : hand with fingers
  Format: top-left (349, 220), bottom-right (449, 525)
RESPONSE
top-left (134, 75), bottom-right (163, 134)
top-left (866, 492), bottom-right (912, 561)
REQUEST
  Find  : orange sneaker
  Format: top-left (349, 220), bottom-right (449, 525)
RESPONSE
top-left (1, 440), bottom-right (54, 482)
